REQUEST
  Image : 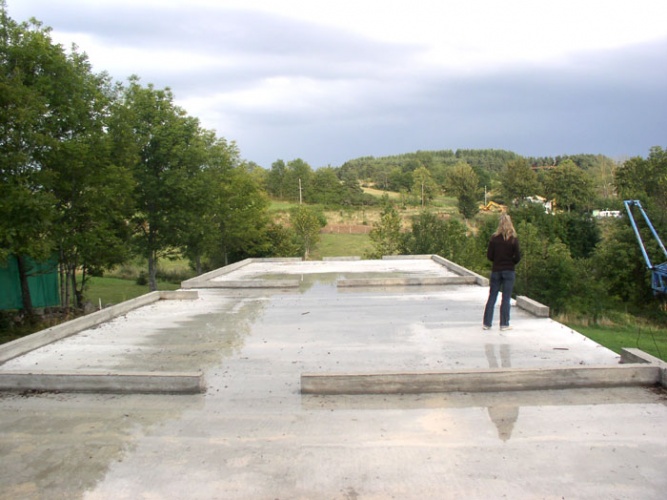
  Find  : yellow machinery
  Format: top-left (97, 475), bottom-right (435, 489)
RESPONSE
top-left (479, 201), bottom-right (506, 212)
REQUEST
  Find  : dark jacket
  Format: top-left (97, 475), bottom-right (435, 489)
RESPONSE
top-left (487, 234), bottom-right (521, 272)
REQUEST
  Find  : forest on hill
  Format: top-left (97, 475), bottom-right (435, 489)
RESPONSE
top-left (2, 8), bottom-right (666, 332)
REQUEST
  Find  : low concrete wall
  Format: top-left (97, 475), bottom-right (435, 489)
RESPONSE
top-left (301, 364), bottom-right (661, 395)
top-left (181, 258), bottom-right (254, 288)
top-left (430, 255), bottom-right (489, 286)
top-left (338, 276), bottom-right (477, 287)
top-left (188, 280), bottom-right (300, 289)
top-left (621, 348), bottom-right (667, 386)
top-left (516, 296), bottom-right (550, 317)
top-left (180, 257), bottom-right (303, 289)
top-left (0, 370), bottom-right (205, 394)
top-left (323, 256), bottom-right (361, 261)
top-left (0, 290), bottom-right (199, 365)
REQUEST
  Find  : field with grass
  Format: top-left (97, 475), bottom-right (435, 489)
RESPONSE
top-left (571, 322), bottom-right (667, 362)
top-left (85, 276), bottom-right (180, 307)
top-left (312, 233), bottom-right (373, 259)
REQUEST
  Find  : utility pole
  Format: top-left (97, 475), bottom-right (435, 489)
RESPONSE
top-left (298, 178), bottom-right (302, 204)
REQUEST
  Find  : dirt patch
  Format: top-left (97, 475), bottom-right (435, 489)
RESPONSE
top-left (321, 224), bottom-right (371, 234)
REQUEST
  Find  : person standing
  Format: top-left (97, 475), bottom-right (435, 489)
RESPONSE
top-left (483, 214), bottom-right (521, 331)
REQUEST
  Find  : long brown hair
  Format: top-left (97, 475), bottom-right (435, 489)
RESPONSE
top-left (493, 214), bottom-right (517, 241)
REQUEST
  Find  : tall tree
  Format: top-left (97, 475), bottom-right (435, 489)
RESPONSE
top-left (41, 49), bottom-right (135, 309)
top-left (544, 159), bottom-right (594, 213)
top-left (112, 77), bottom-right (208, 291)
top-left (366, 196), bottom-right (403, 258)
top-left (615, 146), bottom-right (667, 228)
top-left (0, 10), bottom-right (62, 315)
top-left (311, 167), bottom-right (344, 206)
top-left (284, 158), bottom-right (313, 203)
top-left (500, 158), bottom-right (541, 205)
top-left (289, 205), bottom-right (326, 259)
top-left (266, 159), bottom-right (287, 199)
top-left (411, 166), bottom-right (439, 207)
top-left (446, 162), bottom-right (480, 219)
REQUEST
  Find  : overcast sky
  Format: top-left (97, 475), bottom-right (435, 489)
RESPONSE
top-left (9, 0), bottom-right (667, 168)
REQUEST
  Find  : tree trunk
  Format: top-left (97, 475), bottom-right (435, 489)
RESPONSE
top-left (15, 255), bottom-right (35, 319)
top-left (59, 253), bottom-right (66, 310)
top-left (148, 250), bottom-right (158, 292)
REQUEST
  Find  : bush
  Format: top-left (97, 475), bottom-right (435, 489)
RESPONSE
top-left (135, 271), bottom-right (148, 286)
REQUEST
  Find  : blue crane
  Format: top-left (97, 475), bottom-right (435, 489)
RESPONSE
top-left (623, 200), bottom-right (667, 296)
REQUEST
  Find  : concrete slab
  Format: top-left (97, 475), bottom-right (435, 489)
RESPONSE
top-left (1, 257), bottom-right (666, 499)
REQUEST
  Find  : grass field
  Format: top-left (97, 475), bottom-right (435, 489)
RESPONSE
top-left (85, 276), bottom-right (180, 307)
top-left (313, 233), bottom-right (373, 259)
top-left (570, 323), bottom-right (667, 362)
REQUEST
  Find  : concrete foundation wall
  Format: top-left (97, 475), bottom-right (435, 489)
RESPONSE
top-left (0, 370), bottom-right (205, 394)
top-left (338, 276), bottom-right (477, 287)
top-left (430, 255), bottom-right (489, 286)
top-left (516, 296), bottom-right (550, 317)
top-left (301, 364), bottom-right (661, 395)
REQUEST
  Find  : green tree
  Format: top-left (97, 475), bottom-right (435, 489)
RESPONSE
top-left (284, 159), bottom-right (313, 203)
top-left (113, 78), bottom-right (208, 291)
top-left (180, 135), bottom-right (261, 272)
top-left (311, 167), bottom-right (344, 206)
top-left (266, 159), bottom-right (287, 199)
top-left (366, 196), bottom-right (403, 258)
top-left (411, 166), bottom-right (439, 207)
top-left (0, 11), bottom-right (59, 316)
top-left (40, 51), bottom-right (135, 309)
top-left (592, 220), bottom-right (653, 307)
top-left (615, 146), bottom-right (667, 228)
top-left (500, 158), bottom-right (540, 205)
top-left (213, 162), bottom-right (272, 266)
top-left (544, 160), bottom-right (594, 213)
top-left (289, 205), bottom-right (326, 259)
top-left (403, 211), bottom-right (468, 263)
top-left (446, 162), bottom-right (480, 219)
top-left (514, 221), bottom-right (576, 314)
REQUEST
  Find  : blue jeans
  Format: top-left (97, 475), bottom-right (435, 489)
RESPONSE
top-left (483, 270), bottom-right (515, 327)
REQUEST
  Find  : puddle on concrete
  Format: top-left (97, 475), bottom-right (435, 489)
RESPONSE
top-left (0, 391), bottom-right (203, 499)
top-left (115, 296), bottom-right (271, 373)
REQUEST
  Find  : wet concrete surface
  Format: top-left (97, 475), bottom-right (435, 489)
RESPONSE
top-left (1, 260), bottom-right (667, 499)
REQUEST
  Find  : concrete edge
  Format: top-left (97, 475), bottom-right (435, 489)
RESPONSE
top-left (0, 291), bottom-right (199, 365)
top-left (0, 370), bottom-right (205, 394)
top-left (182, 280), bottom-right (300, 289)
top-left (300, 364), bottom-right (661, 395)
top-left (180, 258), bottom-right (254, 288)
top-left (430, 254), bottom-right (490, 286)
top-left (323, 256), bottom-right (361, 261)
top-left (159, 290), bottom-right (199, 300)
top-left (516, 296), bottom-right (550, 317)
top-left (180, 257), bottom-right (304, 288)
top-left (621, 348), bottom-right (667, 386)
top-left (338, 276), bottom-right (476, 287)
top-left (382, 255), bottom-right (432, 260)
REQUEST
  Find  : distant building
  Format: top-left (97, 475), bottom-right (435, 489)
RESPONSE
top-left (593, 210), bottom-right (622, 218)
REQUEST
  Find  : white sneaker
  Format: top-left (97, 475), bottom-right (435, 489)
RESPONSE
top-left (500, 325), bottom-right (512, 331)
top-left (483, 325), bottom-right (491, 330)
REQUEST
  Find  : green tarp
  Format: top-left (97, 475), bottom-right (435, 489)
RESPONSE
top-left (0, 255), bottom-right (60, 310)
